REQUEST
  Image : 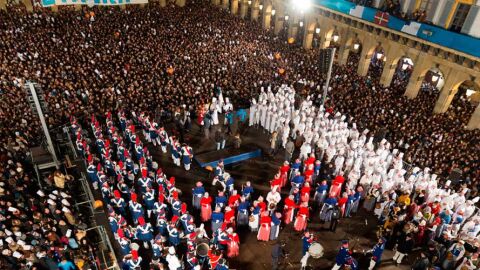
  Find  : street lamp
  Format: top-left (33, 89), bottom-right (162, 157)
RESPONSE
top-left (315, 27), bottom-right (320, 34)
top-left (248, 0), bottom-right (251, 5)
top-left (285, 15), bottom-right (289, 21)
top-left (272, 9), bottom-right (276, 16)
top-left (299, 21), bottom-right (304, 27)
top-left (259, 4), bottom-right (263, 10)
top-left (376, 52), bottom-right (383, 59)
top-left (353, 43), bottom-right (360, 50)
top-left (332, 34), bottom-right (339, 42)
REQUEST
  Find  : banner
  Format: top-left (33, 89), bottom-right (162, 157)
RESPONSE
top-left (41, 0), bottom-right (148, 7)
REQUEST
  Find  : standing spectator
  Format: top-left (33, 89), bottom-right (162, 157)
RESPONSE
top-left (215, 129), bottom-right (226, 150)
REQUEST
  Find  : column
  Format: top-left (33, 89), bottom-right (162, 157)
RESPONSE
top-left (433, 69), bottom-right (463, 113)
top-left (212, 0), bottom-right (221, 5)
top-left (303, 17), bottom-right (316, 50)
top-left (379, 44), bottom-right (403, 87)
top-left (467, 104), bottom-right (480, 130)
top-left (287, 16), bottom-right (299, 41)
top-left (251, 0), bottom-right (260, 21)
top-left (22, 0), bottom-right (33, 12)
top-left (357, 36), bottom-right (376, 77)
top-left (222, 0), bottom-right (229, 10)
top-left (231, 0), bottom-right (239, 15)
top-left (404, 55), bottom-right (432, 99)
top-left (240, 0), bottom-right (248, 19)
top-left (262, 2), bottom-right (272, 30)
top-left (1, 0), bottom-right (7, 10)
top-left (176, 0), bottom-right (185, 7)
top-left (273, 7), bottom-right (285, 35)
top-left (337, 30), bottom-right (354, 66)
top-left (160, 0), bottom-right (166, 7)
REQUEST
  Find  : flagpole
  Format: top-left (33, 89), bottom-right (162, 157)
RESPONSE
top-left (322, 47), bottom-right (336, 107)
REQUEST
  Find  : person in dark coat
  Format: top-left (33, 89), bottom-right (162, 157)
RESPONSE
top-left (411, 252), bottom-right (430, 270)
top-left (271, 240), bottom-right (286, 270)
top-left (393, 233), bottom-right (414, 265)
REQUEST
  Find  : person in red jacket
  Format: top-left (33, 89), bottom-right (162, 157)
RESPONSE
top-left (294, 202), bottom-right (310, 231)
top-left (224, 206), bottom-right (236, 228)
top-left (200, 193), bottom-right (212, 222)
top-left (337, 192), bottom-right (348, 217)
top-left (279, 162), bottom-right (290, 187)
top-left (270, 172), bottom-right (282, 191)
top-left (228, 190), bottom-right (241, 208)
top-left (301, 182), bottom-right (311, 203)
top-left (257, 212), bottom-right (271, 241)
top-left (284, 195), bottom-right (298, 225)
top-left (304, 164), bottom-right (315, 184)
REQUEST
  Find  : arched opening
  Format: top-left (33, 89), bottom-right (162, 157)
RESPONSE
top-left (447, 80), bottom-right (480, 123)
top-left (391, 57), bottom-right (414, 95)
top-left (421, 68), bottom-right (445, 94)
top-left (346, 40), bottom-right (362, 70)
top-left (367, 45), bottom-right (385, 81)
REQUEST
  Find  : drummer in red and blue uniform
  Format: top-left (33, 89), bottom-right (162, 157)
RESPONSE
top-left (138, 168), bottom-right (152, 193)
top-left (192, 181), bottom-right (205, 210)
top-left (124, 250), bottom-right (142, 270)
top-left (332, 240), bottom-right (352, 270)
top-left (168, 216), bottom-right (180, 246)
top-left (181, 143), bottom-right (194, 171)
top-left (171, 192), bottom-right (182, 217)
top-left (129, 193), bottom-right (144, 225)
top-left (116, 228), bottom-right (131, 257)
top-left (112, 190), bottom-right (127, 216)
top-left (143, 187), bottom-right (156, 219)
top-left (368, 237), bottom-right (386, 270)
top-left (135, 217), bottom-right (154, 249)
top-left (302, 231), bottom-right (314, 256)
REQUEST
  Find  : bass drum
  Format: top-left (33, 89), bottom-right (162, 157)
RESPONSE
top-left (196, 243), bottom-right (210, 258)
top-left (308, 242), bottom-right (324, 259)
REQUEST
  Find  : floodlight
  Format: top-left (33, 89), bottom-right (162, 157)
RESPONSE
top-left (259, 4), bottom-right (263, 10)
top-left (466, 89), bottom-right (476, 97)
top-left (332, 34), bottom-right (339, 42)
top-left (315, 28), bottom-right (320, 34)
top-left (431, 74), bottom-right (439, 82)
top-left (299, 21), bottom-right (304, 27)
top-left (285, 15), bottom-right (289, 21)
top-left (248, 0), bottom-right (251, 5)
top-left (292, 0), bottom-right (311, 11)
top-left (272, 9), bottom-right (276, 16)
top-left (376, 52), bottom-right (383, 59)
top-left (353, 43), bottom-right (360, 50)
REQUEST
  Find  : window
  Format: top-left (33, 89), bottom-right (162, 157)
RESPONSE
top-left (419, 0), bottom-right (433, 12)
top-left (449, 3), bottom-right (471, 32)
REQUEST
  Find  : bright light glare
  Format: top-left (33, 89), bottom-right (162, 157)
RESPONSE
top-left (376, 52), bottom-right (383, 59)
top-left (292, 0), bottom-right (312, 11)
top-left (315, 28), bottom-right (320, 34)
top-left (332, 35), bottom-right (339, 42)
top-left (353, 43), bottom-right (360, 50)
top-left (402, 63), bottom-right (409, 70)
top-left (431, 74), bottom-right (439, 82)
top-left (466, 89), bottom-right (476, 97)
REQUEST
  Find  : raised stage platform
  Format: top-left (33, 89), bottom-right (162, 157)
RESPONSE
top-left (194, 144), bottom-right (262, 168)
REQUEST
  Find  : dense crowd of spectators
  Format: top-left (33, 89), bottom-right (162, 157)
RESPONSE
top-left (0, 0), bottom-right (478, 252)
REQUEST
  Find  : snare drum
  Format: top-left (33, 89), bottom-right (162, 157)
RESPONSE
top-left (308, 242), bottom-right (324, 259)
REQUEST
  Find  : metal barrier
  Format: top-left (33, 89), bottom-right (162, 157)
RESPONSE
top-left (85, 226), bottom-right (119, 270)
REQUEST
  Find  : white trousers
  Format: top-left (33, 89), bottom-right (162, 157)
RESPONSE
top-left (368, 259), bottom-right (376, 270)
top-left (331, 264), bottom-right (341, 270)
top-left (392, 251), bottom-right (405, 264)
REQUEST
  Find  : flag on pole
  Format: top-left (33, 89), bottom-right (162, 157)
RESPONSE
top-left (374, 11), bottom-right (389, 27)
